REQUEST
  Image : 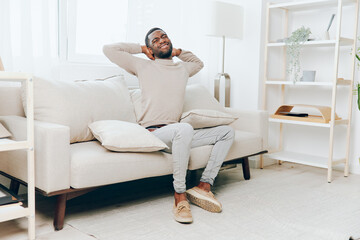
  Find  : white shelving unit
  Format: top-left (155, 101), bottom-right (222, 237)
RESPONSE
top-left (268, 0), bottom-right (355, 10)
top-left (267, 37), bottom-right (354, 47)
top-left (0, 72), bottom-right (35, 239)
top-left (262, 0), bottom-right (359, 182)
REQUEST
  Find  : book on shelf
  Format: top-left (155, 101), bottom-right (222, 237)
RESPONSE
top-left (0, 183), bottom-right (23, 207)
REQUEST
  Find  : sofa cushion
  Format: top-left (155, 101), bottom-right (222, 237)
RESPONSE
top-left (188, 130), bottom-right (263, 170)
top-left (70, 141), bottom-right (174, 188)
top-left (70, 129), bottom-right (262, 188)
top-left (88, 120), bottom-right (168, 152)
top-left (22, 76), bottom-right (136, 143)
top-left (130, 89), bottom-right (142, 122)
top-left (183, 84), bottom-right (225, 112)
top-left (70, 141), bottom-right (214, 188)
top-left (180, 109), bottom-right (237, 129)
top-left (0, 86), bottom-right (25, 117)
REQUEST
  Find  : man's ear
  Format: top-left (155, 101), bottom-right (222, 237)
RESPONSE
top-left (148, 47), bottom-right (153, 56)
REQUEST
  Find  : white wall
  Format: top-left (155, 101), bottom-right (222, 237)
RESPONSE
top-left (204, 0), bottom-right (264, 110)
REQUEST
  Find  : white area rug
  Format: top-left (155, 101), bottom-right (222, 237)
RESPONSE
top-left (62, 164), bottom-right (360, 240)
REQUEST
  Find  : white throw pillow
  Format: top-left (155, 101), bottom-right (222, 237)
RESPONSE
top-left (21, 76), bottom-right (137, 143)
top-left (130, 89), bottom-right (142, 122)
top-left (180, 109), bottom-right (237, 129)
top-left (88, 120), bottom-right (168, 152)
top-left (0, 123), bottom-right (11, 138)
top-left (183, 84), bottom-right (225, 112)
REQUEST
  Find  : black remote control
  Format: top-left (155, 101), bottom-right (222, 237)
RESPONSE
top-left (279, 112), bottom-right (309, 117)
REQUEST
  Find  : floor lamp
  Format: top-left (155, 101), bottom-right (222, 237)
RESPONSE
top-left (208, 2), bottom-right (243, 107)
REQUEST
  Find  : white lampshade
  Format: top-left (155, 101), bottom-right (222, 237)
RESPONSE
top-left (207, 1), bottom-right (243, 39)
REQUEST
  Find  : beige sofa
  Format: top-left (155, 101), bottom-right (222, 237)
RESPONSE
top-left (0, 77), bottom-right (268, 230)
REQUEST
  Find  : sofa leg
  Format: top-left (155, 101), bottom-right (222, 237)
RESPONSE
top-left (242, 157), bottom-right (250, 180)
top-left (54, 193), bottom-right (67, 231)
top-left (10, 179), bottom-right (20, 194)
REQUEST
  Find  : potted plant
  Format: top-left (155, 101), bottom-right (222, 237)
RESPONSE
top-left (285, 26), bottom-right (312, 83)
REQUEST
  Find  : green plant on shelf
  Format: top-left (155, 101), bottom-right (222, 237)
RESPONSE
top-left (285, 26), bottom-right (312, 83)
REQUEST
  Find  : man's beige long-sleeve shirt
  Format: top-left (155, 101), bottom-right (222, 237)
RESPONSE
top-left (103, 43), bottom-right (204, 128)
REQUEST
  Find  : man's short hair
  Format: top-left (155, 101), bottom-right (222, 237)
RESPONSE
top-left (145, 27), bottom-right (165, 47)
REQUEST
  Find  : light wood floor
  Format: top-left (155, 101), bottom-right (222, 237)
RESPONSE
top-left (0, 163), bottom-right (360, 240)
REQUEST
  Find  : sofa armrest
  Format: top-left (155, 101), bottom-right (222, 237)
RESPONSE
top-left (225, 108), bottom-right (268, 150)
top-left (0, 116), bottom-right (71, 194)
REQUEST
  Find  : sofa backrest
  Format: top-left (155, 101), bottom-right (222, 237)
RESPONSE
top-left (27, 76), bottom-right (137, 143)
top-left (0, 84), bottom-right (139, 118)
top-left (0, 86), bottom-right (25, 117)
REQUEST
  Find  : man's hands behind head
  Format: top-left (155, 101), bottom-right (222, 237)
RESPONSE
top-left (172, 48), bottom-right (182, 57)
top-left (141, 45), bottom-right (155, 60)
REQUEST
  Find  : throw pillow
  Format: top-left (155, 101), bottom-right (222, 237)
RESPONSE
top-left (183, 84), bottom-right (225, 112)
top-left (0, 123), bottom-right (11, 138)
top-left (180, 109), bottom-right (237, 129)
top-left (88, 120), bottom-right (168, 152)
top-left (130, 89), bottom-right (142, 122)
top-left (21, 75), bottom-right (137, 143)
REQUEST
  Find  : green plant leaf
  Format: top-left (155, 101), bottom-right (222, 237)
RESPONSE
top-left (285, 26), bottom-right (312, 82)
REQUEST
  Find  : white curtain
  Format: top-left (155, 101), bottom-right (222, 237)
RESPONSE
top-left (0, 0), bottom-right (58, 78)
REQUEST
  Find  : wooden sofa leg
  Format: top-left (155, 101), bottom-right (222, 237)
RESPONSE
top-left (10, 179), bottom-right (20, 194)
top-left (242, 157), bottom-right (251, 180)
top-left (54, 194), bottom-right (67, 231)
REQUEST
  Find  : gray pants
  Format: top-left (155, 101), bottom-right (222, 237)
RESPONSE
top-left (151, 123), bottom-right (235, 193)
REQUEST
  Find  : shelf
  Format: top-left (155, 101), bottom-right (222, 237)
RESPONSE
top-left (269, 0), bottom-right (355, 10)
top-left (0, 140), bottom-right (30, 151)
top-left (266, 81), bottom-right (333, 86)
top-left (0, 205), bottom-right (29, 222)
top-left (266, 78), bottom-right (351, 86)
top-left (263, 0), bottom-right (357, 182)
top-left (269, 117), bottom-right (348, 127)
top-left (266, 151), bottom-right (345, 168)
top-left (270, 117), bottom-right (330, 127)
top-left (0, 72), bottom-right (32, 81)
top-left (267, 38), bottom-right (354, 47)
top-left (0, 72), bottom-right (35, 239)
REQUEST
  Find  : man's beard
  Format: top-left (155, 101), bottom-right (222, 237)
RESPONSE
top-left (156, 44), bottom-right (173, 58)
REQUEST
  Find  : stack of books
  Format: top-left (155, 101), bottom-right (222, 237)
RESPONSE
top-left (0, 184), bottom-right (23, 208)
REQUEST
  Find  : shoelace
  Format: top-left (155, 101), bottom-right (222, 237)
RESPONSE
top-left (177, 203), bottom-right (190, 213)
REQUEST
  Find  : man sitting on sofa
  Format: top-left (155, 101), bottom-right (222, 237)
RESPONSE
top-left (103, 27), bottom-right (235, 224)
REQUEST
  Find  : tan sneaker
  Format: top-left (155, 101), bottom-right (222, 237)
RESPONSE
top-left (186, 187), bottom-right (222, 213)
top-left (173, 200), bottom-right (193, 223)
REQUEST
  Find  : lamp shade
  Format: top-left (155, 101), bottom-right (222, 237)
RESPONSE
top-left (207, 1), bottom-right (243, 39)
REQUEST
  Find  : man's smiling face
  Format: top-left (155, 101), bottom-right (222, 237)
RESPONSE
top-left (147, 30), bottom-right (173, 59)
